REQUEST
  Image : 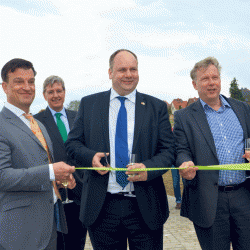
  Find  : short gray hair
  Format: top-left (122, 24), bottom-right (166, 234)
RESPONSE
top-left (43, 75), bottom-right (65, 93)
top-left (190, 57), bottom-right (221, 82)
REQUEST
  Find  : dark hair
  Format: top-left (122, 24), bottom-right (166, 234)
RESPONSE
top-left (109, 49), bottom-right (138, 70)
top-left (1, 58), bottom-right (37, 82)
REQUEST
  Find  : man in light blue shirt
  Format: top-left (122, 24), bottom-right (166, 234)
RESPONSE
top-left (174, 57), bottom-right (250, 250)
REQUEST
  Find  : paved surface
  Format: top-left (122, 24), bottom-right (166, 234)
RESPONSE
top-left (83, 195), bottom-right (202, 250)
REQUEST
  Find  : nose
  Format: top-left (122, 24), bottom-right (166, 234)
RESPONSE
top-left (208, 78), bottom-right (215, 85)
top-left (22, 81), bottom-right (32, 90)
top-left (53, 91), bottom-right (59, 97)
top-left (125, 70), bottom-right (132, 77)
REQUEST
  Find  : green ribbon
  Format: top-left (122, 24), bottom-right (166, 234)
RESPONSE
top-left (75, 163), bottom-right (250, 171)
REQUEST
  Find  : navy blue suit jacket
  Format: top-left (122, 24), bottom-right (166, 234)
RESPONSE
top-left (34, 107), bottom-right (82, 204)
top-left (65, 90), bottom-right (175, 230)
top-left (174, 96), bottom-right (250, 228)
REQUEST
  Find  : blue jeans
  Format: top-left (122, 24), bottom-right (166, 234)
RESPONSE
top-left (171, 168), bottom-right (185, 204)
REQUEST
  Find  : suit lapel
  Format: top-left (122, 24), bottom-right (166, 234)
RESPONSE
top-left (65, 109), bottom-right (75, 129)
top-left (226, 97), bottom-right (248, 139)
top-left (132, 92), bottom-right (146, 152)
top-left (191, 101), bottom-right (218, 159)
top-left (2, 107), bottom-right (47, 151)
top-left (37, 119), bottom-right (54, 160)
top-left (99, 91), bottom-right (111, 152)
top-left (42, 107), bottom-right (64, 145)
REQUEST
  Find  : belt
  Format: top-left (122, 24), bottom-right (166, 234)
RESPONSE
top-left (218, 181), bottom-right (246, 192)
top-left (107, 191), bottom-right (136, 197)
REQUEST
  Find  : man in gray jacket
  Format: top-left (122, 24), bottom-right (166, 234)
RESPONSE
top-left (0, 58), bottom-right (75, 250)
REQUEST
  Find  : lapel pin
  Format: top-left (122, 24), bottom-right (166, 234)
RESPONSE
top-left (141, 102), bottom-right (145, 105)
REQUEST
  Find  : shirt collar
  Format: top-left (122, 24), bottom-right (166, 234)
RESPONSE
top-left (48, 105), bottom-right (67, 118)
top-left (5, 102), bottom-right (29, 117)
top-left (110, 88), bottom-right (136, 104)
top-left (200, 95), bottom-right (231, 110)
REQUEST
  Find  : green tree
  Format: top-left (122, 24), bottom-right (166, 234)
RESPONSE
top-left (67, 100), bottom-right (80, 111)
top-left (167, 105), bottom-right (172, 115)
top-left (229, 78), bottom-right (245, 101)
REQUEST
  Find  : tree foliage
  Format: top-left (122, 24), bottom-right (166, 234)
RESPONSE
top-left (167, 105), bottom-right (172, 115)
top-left (229, 78), bottom-right (245, 101)
top-left (67, 100), bottom-right (80, 111)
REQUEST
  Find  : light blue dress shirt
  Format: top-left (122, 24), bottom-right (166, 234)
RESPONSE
top-left (48, 106), bottom-right (70, 135)
top-left (200, 96), bottom-right (246, 186)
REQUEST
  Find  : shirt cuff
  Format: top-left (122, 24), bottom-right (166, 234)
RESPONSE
top-left (49, 164), bottom-right (55, 181)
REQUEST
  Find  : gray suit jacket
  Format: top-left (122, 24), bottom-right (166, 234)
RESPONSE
top-left (0, 107), bottom-right (67, 250)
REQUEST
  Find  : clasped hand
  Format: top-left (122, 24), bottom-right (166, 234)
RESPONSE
top-left (126, 163), bottom-right (147, 182)
top-left (56, 174), bottom-right (76, 189)
top-left (92, 152), bottom-right (147, 181)
top-left (179, 161), bottom-right (198, 180)
top-left (180, 154), bottom-right (250, 180)
top-left (53, 161), bottom-right (76, 189)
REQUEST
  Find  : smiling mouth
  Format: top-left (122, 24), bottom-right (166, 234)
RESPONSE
top-left (122, 81), bottom-right (133, 84)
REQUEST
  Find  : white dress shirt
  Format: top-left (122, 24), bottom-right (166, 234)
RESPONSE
top-left (107, 88), bottom-right (136, 194)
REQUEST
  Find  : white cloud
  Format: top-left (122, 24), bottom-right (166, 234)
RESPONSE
top-left (101, 0), bottom-right (171, 19)
top-left (1, 0), bottom-right (250, 114)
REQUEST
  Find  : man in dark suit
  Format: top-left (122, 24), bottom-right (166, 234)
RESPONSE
top-left (0, 58), bottom-right (75, 250)
top-left (174, 57), bottom-right (250, 250)
top-left (34, 76), bottom-right (87, 250)
top-left (65, 49), bottom-right (175, 250)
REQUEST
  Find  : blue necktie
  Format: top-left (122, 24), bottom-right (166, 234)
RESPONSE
top-left (115, 97), bottom-right (129, 189)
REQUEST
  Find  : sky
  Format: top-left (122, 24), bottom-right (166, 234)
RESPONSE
top-left (1, 0), bottom-right (250, 114)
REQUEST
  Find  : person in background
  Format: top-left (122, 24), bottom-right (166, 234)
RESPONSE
top-left (0, 58), bottom-right (75, 250)
top-left (65, 49), bottom-right (175, 250)
top-left (171, 168), bottom-right (184, 209)
top-left (174, 56), bottom-right (250, 250)
top-left (34, 75), bottom-right (87, 250)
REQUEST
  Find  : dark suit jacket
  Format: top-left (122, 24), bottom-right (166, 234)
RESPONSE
top-left (65, 90), bottom-right (175, 230)
top-left (34, 107), bottom-right (82, 204)
top-left (173, 96), bottom-right (250, 228)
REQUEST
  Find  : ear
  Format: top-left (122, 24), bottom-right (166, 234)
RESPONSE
top-left (2, 82), bottom-right (8, 94)
top-left (108, 68), bottom-right (112, 79)
top-left (192, 80), bottom-right (198, 90)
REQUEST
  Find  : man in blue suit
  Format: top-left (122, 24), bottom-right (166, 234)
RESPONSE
top-left (174, 57), bottom-right (250, 250)
top-left (34, 75), bottom-right (87, 250)
top-left (65, 49), bottom-right (175, 250)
